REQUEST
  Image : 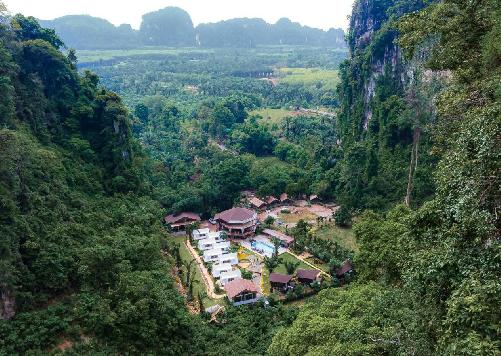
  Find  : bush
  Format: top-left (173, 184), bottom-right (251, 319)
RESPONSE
top-left (241, 269), bottom-right (253, 280)
top-left (264, 215), bottom-right (275, 226)
top-left (334, 206), bottom-right (352, 227)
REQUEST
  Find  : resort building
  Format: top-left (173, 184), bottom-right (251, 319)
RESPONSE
top-left (164, 212), bottom-right (200, 231)
top-left (215, 207), bottom-right (257, 238)
top-left (218, 252), bottom-right (238, 265)
top-left (203, 248), bottom-right (224, 263)
top-left (212, 263), bottom-right (234, 278)
top-left (335, 260), bottom-right (354, 279)
top-left (262, 228), bottom-right (295, 248)
top-left (219, 269), bottom-right (242, 286)
top-left (266, 196), bottom-right (279, 206)
top-left (249, 196), bottom-right (266, 209)
top-left (309, 194), bottom-right (320, 203)
top-left (198, 239), bottom-right (229, 251)
top-left (269, 273), bottom-right (293, 292)
top-left (296, 269), bottom-right (322, 284)
top-left (224, 279), bottom-right (260, 306)
top-left (279, 193), bottom-right (293, 205)
top-left (192, 228), bottom-right (210, 240)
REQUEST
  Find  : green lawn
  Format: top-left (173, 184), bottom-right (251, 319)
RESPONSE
top-left (313, 222), bottom-right (358, 252)
top-left (250, 108), bottom-right (295, 127)
top-left (275, 252), bottom-right (312, 274)
top-left (170, 236), bottom-right (223, 308)
top-left (76, 47), bottom-right (213, 63)
top-left (305, 257), bottom-right (330, 273)
top-left (278, 67), bottom-right (339, 90)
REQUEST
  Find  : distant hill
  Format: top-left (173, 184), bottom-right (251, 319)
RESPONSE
top-left (139, 7), bottom-right (195, 46)
top-left (39, 7), bottom-right (346, 49)
top-left (39, 15), bottom-right (139, 49)
top-left (195, 17), bottom-right (345, 48)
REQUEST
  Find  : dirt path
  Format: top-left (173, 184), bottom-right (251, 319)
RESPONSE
top-left (185, 240), bottom-right (226, 299)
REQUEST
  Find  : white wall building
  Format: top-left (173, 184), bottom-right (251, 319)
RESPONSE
top-left (220, 269), bottom-right (242, 286)
top-left (203, 248), bottom-right (224, 263)
top-left (208, 231), bottom-right (223, 240)
top-left (212, 263), bottom-right (233, 278)
top-left (218, 252), bottom-right (238, 265)
top-left (197, 236), bottom-right (228, 251)
top-left (193, 228), bottom-right (210, 241)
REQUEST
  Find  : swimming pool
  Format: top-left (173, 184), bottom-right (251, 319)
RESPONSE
top-left (251, 240), bottom-right (275, 256)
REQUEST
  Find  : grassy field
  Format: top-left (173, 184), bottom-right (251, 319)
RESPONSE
top-left (304, 257), bottom-right (330, 273)
top-left (76, 47), bottom-right (213, 63)
top-left (250, 108), bottom-right (295, 127)
top-left (278, 210), bottom-right (317, 224)
top-left (312, 222), bottom-right (358, 252)
top-left (170, 235), bottom-right (223, 308)
top-left (275, 252), bottom-right (312, 274)
top-left (278, 67), bottom-right (339, 90)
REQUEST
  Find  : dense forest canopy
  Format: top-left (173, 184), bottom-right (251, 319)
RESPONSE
top-left (1, 0), bottom-right (500, 354)
top-left (38, 6), bottom-right (346, 50)
top-left (270, 0), bottom-right (500, 354)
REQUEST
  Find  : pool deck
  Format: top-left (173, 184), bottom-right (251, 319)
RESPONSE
top-left (239, 235), bottom-right (287, 258)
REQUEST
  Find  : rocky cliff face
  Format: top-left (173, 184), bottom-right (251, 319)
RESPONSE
top-left (335, 0), bottom-right (439, 210)
top-left (347, 0), bottom-right (407, 130)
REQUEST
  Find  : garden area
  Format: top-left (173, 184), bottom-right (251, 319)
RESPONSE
top-left (168, 235), bottom-right (224, 309)
top-left (311, 222), bottom-right (357, 252)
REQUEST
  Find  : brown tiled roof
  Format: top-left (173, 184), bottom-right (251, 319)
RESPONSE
top-left (164, 212), bottom-right (201, 224)
top-left (279, 193), bottom-right (290, 202)
top-left (296, 269), bottom-right (321, 280)
top-left (266, 196), bottom-right (278, 204)
top-left (262, 229), bottom-right (294, 244)
top-left (224, 278), bottom-right (258, 299)
top-left (269, 273), bottom-right (293, 284)
top-left (249, 197), bottom-right (266, 208)
top-left (215, 207), bottom-right (256, 223)
top-left (336, 260), bottom-right (353, 276)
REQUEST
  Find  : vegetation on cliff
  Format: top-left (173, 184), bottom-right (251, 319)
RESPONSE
top-left (270, 0), bottom-right (500, 353)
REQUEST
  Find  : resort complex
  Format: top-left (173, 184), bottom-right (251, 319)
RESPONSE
top-left (164, 193), bottom-right (351, 309)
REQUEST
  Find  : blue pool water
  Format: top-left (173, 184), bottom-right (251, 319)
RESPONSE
top-left (251, 240), bottom-right (275, 255)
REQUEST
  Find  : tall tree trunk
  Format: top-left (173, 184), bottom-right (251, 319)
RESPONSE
top-left (405, 127), bottom-right (421, 207)
top-left (0, 283), bottom-right (15, 320)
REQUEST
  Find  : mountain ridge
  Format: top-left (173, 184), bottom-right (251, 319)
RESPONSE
top-left (38, 7), bottom-right (346, 49)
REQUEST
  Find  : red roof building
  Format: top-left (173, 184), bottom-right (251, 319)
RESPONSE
top-left (224, 278), bottom-right (260, 305)
top-left (249, 197), bottom-right (266, 209)
top-left (266, 196), bottom-right (278, 205)
top-left (269, 273), bottom-right (293, 292)
top-left (215, 207), bottom-right (257, 238)
top-left (296, 269), bottom-right (322, 284)
top-left (279, 193), bottom-right (293, 204)
top-left (164, 212), bottom-right (201, 231)
top-left (309, 194), bottom-right (319, 202)
top-left (262, 228), bottom-right (294, 247)
top-left (335, 260), bottom-right (354, 278)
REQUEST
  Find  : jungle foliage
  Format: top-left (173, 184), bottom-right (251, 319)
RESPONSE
top-left (270, 0), bottom-right (500, 354)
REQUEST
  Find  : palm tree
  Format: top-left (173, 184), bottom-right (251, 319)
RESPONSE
top-left (184, 259), bottom-right (198, 301)
top-left (271, 237), bottom-right (281, 259)
top-left (284, 260), bottom-right (300, 275)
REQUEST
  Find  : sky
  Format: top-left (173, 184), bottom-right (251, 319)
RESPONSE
top-left (4, 0), bottom-right (355, 31)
